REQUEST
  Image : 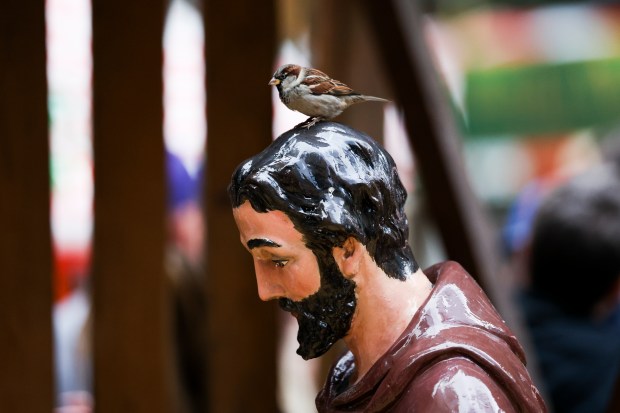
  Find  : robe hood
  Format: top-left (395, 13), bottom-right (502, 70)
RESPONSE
top-left (316, 261), bottom-right (546, 412)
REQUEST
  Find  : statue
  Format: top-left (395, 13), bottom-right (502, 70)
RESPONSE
top-left (229, 122), bottom-right (547, 412)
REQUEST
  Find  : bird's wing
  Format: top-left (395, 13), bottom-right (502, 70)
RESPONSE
top-left (304, 69), bottom-right (359, 96)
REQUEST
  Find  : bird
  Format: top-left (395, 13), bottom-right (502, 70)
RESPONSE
top-left (269, 64), bottom-right (389, 128)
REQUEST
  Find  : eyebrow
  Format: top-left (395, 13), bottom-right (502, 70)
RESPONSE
top-left (247, 238), bottom-right (282, 250)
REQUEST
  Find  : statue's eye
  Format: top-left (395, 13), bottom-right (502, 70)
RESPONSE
top-left (272, 259), bottom-right (288, 268)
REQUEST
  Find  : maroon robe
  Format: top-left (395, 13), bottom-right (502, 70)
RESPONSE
top-left (316, 261), bottom-right (547, 412)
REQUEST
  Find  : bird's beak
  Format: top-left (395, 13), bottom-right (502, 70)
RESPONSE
top-left (268, 78), bottom-right (280, 86)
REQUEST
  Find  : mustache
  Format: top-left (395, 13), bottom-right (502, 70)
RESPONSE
top-left (278, 297), bottom-right (308, 317)
top-left (277, 251), bottom-right (357, 359)
top-left (279, 297), bottom-right (295, 312)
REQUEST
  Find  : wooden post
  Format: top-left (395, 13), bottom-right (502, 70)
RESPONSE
top-left (360, 0), bottom-right (500, 303)
top-left (311, 0), bottom-right (386, 142)
top-left (361, 0), bottom-right (547, 396)
top-left (0, 1), bottom-right (53, 411)
top-left (203, 0), bottom-right (278, 411)
top-left (91, 1), bottom-right (173, 411)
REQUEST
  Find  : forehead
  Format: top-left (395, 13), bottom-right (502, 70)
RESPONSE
top-left (232, 201), bottom-right (304, 246)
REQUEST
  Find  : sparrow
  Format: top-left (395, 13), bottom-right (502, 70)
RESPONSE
top-left (269, 64), bottom-right (389, 128)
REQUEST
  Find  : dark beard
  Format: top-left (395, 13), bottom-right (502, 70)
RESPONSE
top-left (279, 252), bottom-right (357, 360)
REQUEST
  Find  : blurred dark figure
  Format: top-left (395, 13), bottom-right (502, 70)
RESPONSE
top-left (54, 151), bottom-right (206, 413)
top-left (165, 150), bottom-right (207, 413)
top-left (519, 162), bottom-right (620, 413)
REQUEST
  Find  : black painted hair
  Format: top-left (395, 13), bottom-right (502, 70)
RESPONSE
top-left (529, 162), bottom-right (620, 315)
top-left (228, 122), bottom-right (418, 280)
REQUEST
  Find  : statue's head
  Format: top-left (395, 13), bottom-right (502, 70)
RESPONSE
top-left (229, 122), bottom-right (418, 359)
top-left (229, 122), bottom-right (418, 279)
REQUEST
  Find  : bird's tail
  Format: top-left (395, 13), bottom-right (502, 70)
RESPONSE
top-left (358, 95), bottom-right (390, 103)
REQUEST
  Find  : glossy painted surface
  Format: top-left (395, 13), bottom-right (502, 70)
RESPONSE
top-left (316, 261), bottom-right (548, 412)
top-left (228, 122), bottom-right (547, 411)
top-left (229, 121), bottom-right (417, 281)
top-left (233, 202), bottom-right (321, 302)
top-left (228, 122), bottom-right (421, 360)
top-left (233, 200), bottom-right (356, 360)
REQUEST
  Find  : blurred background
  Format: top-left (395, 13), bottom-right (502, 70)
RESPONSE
top-left (1, 0), bottom-right (620, 412)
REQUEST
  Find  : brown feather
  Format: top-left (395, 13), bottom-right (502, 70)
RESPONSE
top-left (304, 68), bottom-right (330, 78)
top-left (281, 64), bottom-right (301, 77)
top-left (290, 66), bottom-right (302, 77)
top-left (325, 83), bottom-right (359, 96)
top-left (305, 76), bottom-right (358, 96)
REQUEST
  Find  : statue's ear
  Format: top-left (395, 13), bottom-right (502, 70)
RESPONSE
top-left (332, 237), bottom-right (363, 279)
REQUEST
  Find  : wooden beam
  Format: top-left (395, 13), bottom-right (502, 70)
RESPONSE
top-left (203, 0), bottom-right (278, 411)
top-left (360, 0), bottom-right (500, 303)
top-left (91, 1), bottom-right (173, 411)
top-left (0, 0), bottom-right (53, 411)
top-left (361, 0), bottom-right (548, 397)
top-left (311, 0), bottom-right (386, 142)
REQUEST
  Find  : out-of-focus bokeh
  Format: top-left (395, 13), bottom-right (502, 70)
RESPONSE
top-left (427, 2), bottom-right (620, 243)
top-left (4, 0), bottom-right (619, 412)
